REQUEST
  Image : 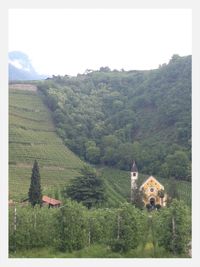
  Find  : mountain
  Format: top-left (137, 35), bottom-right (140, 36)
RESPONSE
top-left (37, 54), bottom-right (191, 181)
top-left (9, 51), bottom-right (48, 81)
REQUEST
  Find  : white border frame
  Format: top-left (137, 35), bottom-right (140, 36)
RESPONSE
top-left (1, 1), bottom-right (199, 267)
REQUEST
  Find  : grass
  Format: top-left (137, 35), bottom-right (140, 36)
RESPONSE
top-left (9, 87), bottom-right (83, 200)
top-left (9, 243), bottom-right (189, 258)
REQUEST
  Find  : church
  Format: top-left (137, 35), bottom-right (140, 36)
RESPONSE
top-left (131, 161), bottom-right (167, 208)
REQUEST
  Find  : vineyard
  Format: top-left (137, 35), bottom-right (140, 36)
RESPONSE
top-left (9, 83), bottom-right (191, 258)
top-left (9, 84), bottom-right (191, 207)
top-left (9, 86), bottom-right (83, 201)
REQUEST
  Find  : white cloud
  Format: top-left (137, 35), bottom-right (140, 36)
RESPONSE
top-left (9, 59), bottom-right (23, 69)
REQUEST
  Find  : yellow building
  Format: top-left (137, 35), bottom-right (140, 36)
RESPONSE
top-left (130, 161), bottom-right (167, 208)
top-left (140, 176), bottom-right (167, 207)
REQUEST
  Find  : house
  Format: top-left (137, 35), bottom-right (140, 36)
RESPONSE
top-left (131, 161), bottom-right (167, 208)
top-left (42, 195), bottom-right (62, 208)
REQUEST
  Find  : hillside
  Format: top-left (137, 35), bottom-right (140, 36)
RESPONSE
top-left (37, 54), bottom-right (191, 181)
top-left (9, 84), bottom-right (83, 201)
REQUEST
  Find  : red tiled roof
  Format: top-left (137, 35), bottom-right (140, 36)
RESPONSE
top-left (42, 195), bottom-right (61, 206)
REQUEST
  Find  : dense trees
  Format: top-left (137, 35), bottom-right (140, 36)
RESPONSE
top-left (9, 199), bottom-right (191, 257)
top-left (155, 199), bottom-right (191, 255)
top-left (37, 55), bottom-right (191, 181)
top-left (28, 160), bottom-right (42, 207)
top-left (56, 201), bottom-right (88, 252)
top-left (109, 204), bottom-right (147, 252)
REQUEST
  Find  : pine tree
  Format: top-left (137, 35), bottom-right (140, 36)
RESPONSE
top-left (28, 160), bottom-right (42, 207)
top-left (64, 164), bottom-right (106, 209)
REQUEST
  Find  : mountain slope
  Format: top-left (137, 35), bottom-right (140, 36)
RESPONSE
top-left (9, 51), bottom-right (47, 81)
top-left (37, 54), bottom-right (191, 180)
top-left (9, 84), bottom-right (83, 200)
top-left (9, 83), bottom-right (191, 207)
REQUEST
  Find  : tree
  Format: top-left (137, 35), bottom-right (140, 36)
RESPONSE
top-left (158, 189), bottom-right (165, 207)
top-left (110, 204), bottom-right (147, 253)
top-left (85, 141), bottom-right (101, 164)
top-left (155, 199), bottom-right (191, 255)
top-left (56, 200), bottom-right (87, 252)
top-left (64, 165), bottom-right (106, 209)
top-left (132, 187), bottom-right (144, 209)
top-left (39, 55), bottom-right (191, 182)
top-left (28, 160), bottom-right (42, 207)
top-left (166, 151), bottom-right (189, 180)
top-left (166, 179), bottom-right (180, 205)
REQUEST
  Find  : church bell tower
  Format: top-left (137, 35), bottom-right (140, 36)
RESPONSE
top-left (131, 161), bottom-right (138, 203)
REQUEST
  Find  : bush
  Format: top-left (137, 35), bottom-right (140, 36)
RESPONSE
top-left (110, 239), bottom-right (127, 253)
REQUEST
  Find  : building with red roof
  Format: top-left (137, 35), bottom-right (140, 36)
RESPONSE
top-left (42, 195), bottom-right (61, 208)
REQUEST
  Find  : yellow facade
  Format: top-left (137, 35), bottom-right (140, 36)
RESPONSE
top-left (140, 176), bottom-right (166, 207)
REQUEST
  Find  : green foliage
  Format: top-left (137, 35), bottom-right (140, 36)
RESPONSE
top-left (64, 165), bottom-right (106, 208)
top-left (85, 143), bottom-right (101, 164)
top-left (38, 55), bottom-right (191, 181)
top-left (154, 199), bottom-right (191, 255)
top-left (9, 88), bottom-right (83, 200)
top-left (55, 200), bottom-right (88, 252)
top-left (28, 160), bottom-right (42, 206)
top-left (9, 205), bottom-right (57, 251)
top-left (132, 187), bottom-right (144, 209)
top-left (9, 243), bottom-right (188, 258)
top-left (87, 208), bottom-right (117, 245)
top-left (109, 203), bottom-right (148, 252)
top-left (166, 179), bottom-right (180, 204)
top-left (165, 151), bottom-right (190, 180)
top-left (9, 199), bottom-right (190, 258)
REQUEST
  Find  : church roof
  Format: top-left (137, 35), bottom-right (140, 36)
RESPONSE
top-left (131, 161), bottom-right (138, 172)
top-left (139, 176), bottom-right (164, 191)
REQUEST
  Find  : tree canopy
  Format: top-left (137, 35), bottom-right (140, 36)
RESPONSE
top-left (28, 160), bottom-right (42, 207)
top-left (38, 55), bottom-right (191, 181)
top-left (64, 165), bottom-right (106, 209)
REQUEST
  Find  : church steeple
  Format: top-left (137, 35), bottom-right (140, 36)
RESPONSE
top-left (131, 161), bottom-right (138, 203)
top-left (131, 161), bottom-right (138, 172)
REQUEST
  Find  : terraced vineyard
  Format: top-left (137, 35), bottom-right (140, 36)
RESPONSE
top-left (9, 84), bottom-right (191, 207)
top-left (9, 84), bottom-right (83, 201)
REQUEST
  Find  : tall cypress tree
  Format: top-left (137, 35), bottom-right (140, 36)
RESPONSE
top-left (28, 160), bottom-right (42, 207)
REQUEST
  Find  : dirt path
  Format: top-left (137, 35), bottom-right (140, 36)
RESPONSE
top-left (9, 83), bottom-right (37, 91)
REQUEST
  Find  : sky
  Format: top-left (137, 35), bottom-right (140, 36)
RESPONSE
top-left (9, 9), bottom-right (192, 76)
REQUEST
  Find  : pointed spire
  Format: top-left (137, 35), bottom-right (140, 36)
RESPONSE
top-left (131, 161), bottom-right (138, 172)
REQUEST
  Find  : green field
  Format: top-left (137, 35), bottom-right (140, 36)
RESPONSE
top-left (10, 244), bottom-right (182, 258)
top-left (9, 84), bottom-right (191, 207)
top-left (9, 87), bottom-right (83, 201)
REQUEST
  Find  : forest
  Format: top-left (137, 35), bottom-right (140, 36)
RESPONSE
top-left (37, 54), bottom-right (191, 181)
